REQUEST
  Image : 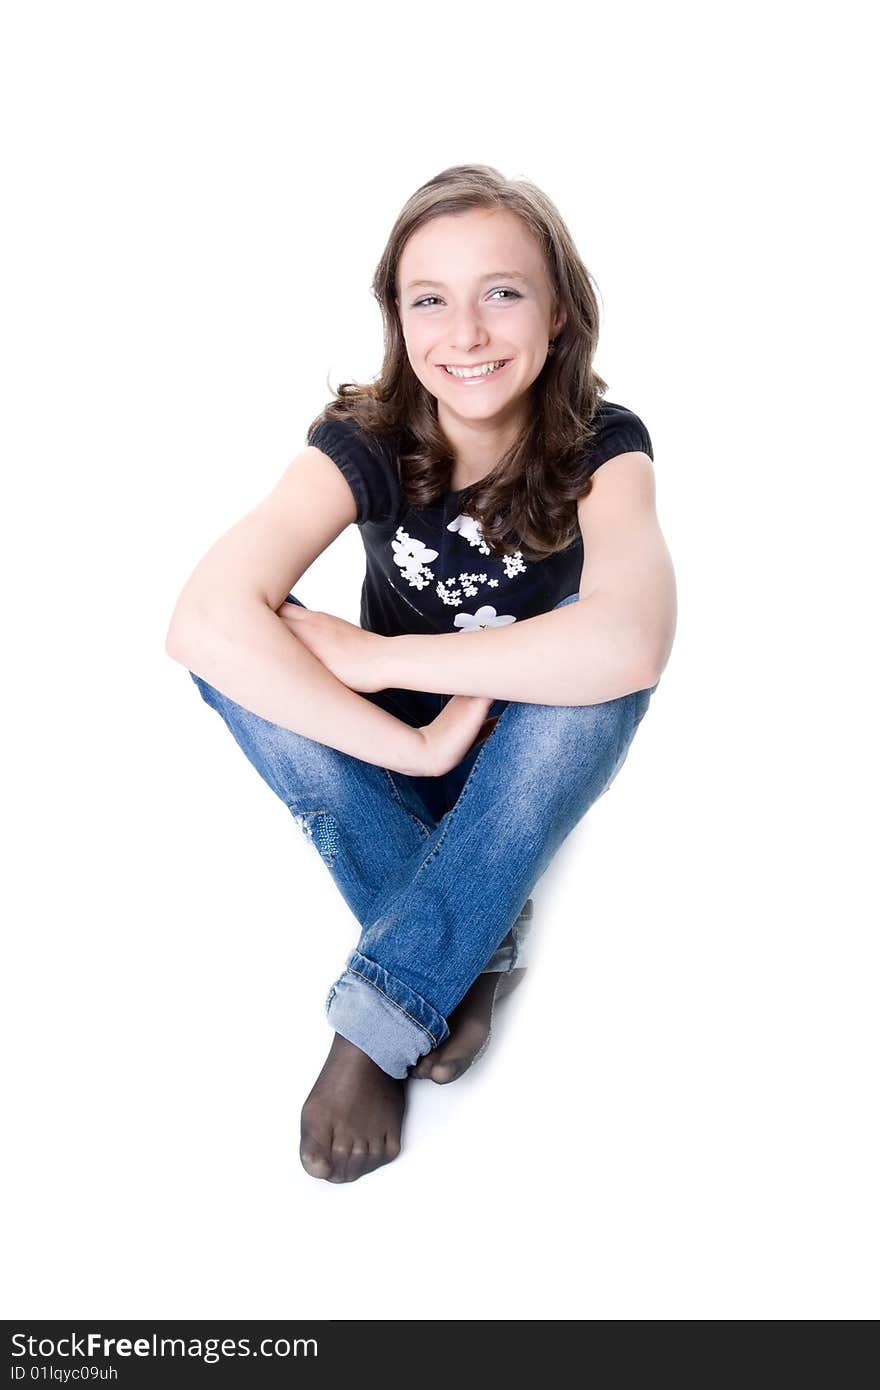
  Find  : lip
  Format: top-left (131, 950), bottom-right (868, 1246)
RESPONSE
top-left (436, 358), bottom-right (513, 384)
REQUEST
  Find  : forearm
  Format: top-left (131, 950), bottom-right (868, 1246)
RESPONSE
top-left (384, 598), bottom-right (656, 706)
top-left (167, 598), bottom-right (428, 776)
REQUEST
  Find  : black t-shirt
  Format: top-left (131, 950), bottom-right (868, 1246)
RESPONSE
top-left (305, 398), bottom-right (653, 727)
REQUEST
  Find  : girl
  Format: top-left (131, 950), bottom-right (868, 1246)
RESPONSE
top-left (166, 164), bottom-right (676, 1185)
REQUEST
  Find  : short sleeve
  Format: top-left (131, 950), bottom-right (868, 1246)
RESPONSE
top-left (306, 416), bottom-right (399, 526)
top-left (582, 400), bottom-right (654, 478)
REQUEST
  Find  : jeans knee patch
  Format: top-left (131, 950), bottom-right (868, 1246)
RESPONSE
top-left (289, 807), bottom-right (341, 867)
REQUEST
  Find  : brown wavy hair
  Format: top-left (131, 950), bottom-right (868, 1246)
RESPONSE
top-left (306, 163), bottom-right (609, 561)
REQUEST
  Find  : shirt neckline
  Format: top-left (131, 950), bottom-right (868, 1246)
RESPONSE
top-left (414, 485), bottom-right (471, 513)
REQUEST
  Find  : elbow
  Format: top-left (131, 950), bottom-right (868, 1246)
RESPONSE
top-left (165, 594), bottom-right (206, 666)
top-left (628, 571), bottom-right (677, 692)
top-left (637, 630), bottom-right (674, 691)
top-left (626, 630), bottom-right (665, 694)
top-left (165, 588), bottom-right (229, 664)
top-left (165, 590), bottom-right (272, 667)
top-left (166, 601), bottom-right (191, 663)
top-left (630, 657), bottom-right (661, 695)
top-left (640, 659), bottom-right (662, 692)
top-left (645, 577), bottom-right (677, 687)
top-left (166, 621), bottom-right (194, 666)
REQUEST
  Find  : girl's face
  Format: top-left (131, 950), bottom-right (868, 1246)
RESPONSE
top-left (396, 208), bottom-right (566, 432)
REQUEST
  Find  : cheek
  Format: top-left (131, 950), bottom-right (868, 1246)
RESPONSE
top-left (402, 322), bottom-right (430, 357)
top-left (403, 335), bottom-right (435, 382)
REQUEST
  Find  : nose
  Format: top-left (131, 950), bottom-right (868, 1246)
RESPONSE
top-left (448, 309), bottom-right (491, 355)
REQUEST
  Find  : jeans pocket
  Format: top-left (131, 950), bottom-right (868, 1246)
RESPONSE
top-left (288, 805), bottom-right (341, 869)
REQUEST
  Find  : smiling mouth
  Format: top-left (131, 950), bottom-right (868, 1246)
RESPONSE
top-left (437, 359), bottom-right (512, 381)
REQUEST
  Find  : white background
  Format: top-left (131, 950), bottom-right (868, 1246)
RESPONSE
top-left (2, 0), bottom-right (877, 1320)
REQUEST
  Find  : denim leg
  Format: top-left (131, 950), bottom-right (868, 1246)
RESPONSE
top-left (337, 593), bottom-right (657, 1074)
top-left (188, 592), bottom-right (455, 1076)
top-left (406, 694), bottom-right (523, 973)
top-left (189, 589), bottom-right (655, 1079)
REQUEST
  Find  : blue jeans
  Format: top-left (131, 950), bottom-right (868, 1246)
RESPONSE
top-left (189, 591), bottom-right (657, 1078)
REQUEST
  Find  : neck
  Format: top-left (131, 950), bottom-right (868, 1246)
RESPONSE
top-left (440, 402), bottom-right (526, 491)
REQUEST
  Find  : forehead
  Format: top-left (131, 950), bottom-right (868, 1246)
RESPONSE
top-left (399, 208), bottom-right (546, 287)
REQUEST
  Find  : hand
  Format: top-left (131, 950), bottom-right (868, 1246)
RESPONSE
top-left (277, 603), bottom-right (388, 693)
top-left (471, 715), bottom-right (500, 749)
top-left (417, 694), bottom-right (496, 777)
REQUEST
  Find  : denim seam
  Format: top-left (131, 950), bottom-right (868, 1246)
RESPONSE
top-left (346, 965), bottom-right (442, 1046)
top-left (601, 696), bottom-right (638, 799)
top-left (383, 769), bottom-right (432, 841)
top-left (389, 600), bottom-right (578, 880)
top-left (405, 708), bottom-right (503, 880)
top-left (624, 691), bottom-right (642, 758)
top-left (629, 689), bottom-right (641, 741)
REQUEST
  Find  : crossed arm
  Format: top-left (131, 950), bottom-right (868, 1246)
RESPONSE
top-left (281, 451), bottom-right (677, 707)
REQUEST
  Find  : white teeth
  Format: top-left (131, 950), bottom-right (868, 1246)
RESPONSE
top-left (444, 360), bottom-right (507, 378)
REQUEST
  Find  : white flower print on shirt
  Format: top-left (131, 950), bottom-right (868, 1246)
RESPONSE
top-left (447, 511), bottom-right (527, 586)
top-left (500, 551), bottom-right (527, 579)
top-left (436, 570), bottom-right (489, 607)
top-left (459, 571), bottom-right (485, 597)
top-left (454, 605), bottom-right (517, 631)
top-left (392, 527), bottom-right (438, 591)
top-left (390, 514), bottom-right (527, 619)
top-left (447, 512), bottom-right (491, 556)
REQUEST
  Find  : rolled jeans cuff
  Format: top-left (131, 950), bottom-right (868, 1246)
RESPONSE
top-left (482, 934), bottom-right (525, 972)
top-left (325, 948), bottom-right (450, 1079)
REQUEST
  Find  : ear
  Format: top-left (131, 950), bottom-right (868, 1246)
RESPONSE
top-left (552, 303), bottom-right (567, 338)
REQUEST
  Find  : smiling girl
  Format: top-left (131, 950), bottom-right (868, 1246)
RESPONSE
top-left (166, 164), bottom-right (676, 1185)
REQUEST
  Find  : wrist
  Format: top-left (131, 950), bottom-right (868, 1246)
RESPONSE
top-left (386, 631), bottom-right (428, 695)
top-left (382, 632), bottom-right (414, 692)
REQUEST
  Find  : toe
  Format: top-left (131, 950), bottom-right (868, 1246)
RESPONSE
top-left (327, 1140), bottom-right (353, 1183)
top-left (299, 1134), bottom-right (333, 1180)
top-left (429, 1057), bottom-right (466, 1084)
top-left (334, 1137), bottom-right (400, 1182)
top-left (345, 1142), bottom-right (373, 1182)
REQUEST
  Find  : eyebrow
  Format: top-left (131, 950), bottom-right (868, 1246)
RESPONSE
top-left (404, 270), bottom-right (531, 291)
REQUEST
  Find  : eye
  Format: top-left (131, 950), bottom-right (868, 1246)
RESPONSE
top-left (411, 288), bottom-right (523, 309)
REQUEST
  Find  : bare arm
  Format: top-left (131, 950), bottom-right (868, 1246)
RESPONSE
top-left (280, 450), bottom-right (676, 707)
top-left (166, 447), bottom-right (491, 776)
top-left (168, 597), bottom-right (436, 775)
top-left (385, 451), bottom-right (675, 705)
top-left (381, 596), bottom-right (654, 706)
